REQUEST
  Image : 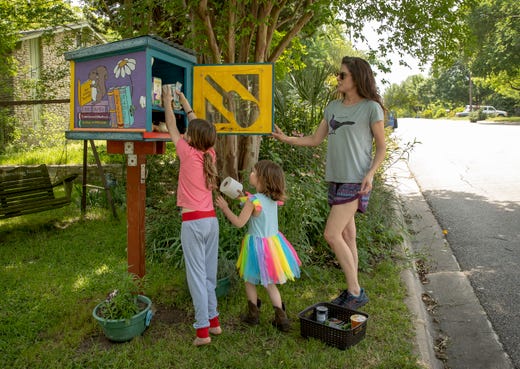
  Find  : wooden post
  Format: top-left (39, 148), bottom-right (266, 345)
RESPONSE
top-left (107, 140), bottom-right (166, 278)
top-left (82, 140), bottom-right (88, 214)
top-left (126, 153), bottom-right (147, 278)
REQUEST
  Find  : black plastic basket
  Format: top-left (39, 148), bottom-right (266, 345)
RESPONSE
top-left (298, 302), bottom-right (368, 350)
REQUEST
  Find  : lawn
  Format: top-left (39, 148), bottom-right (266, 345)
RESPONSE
top-left (0, 201), bottom-right (425, 369)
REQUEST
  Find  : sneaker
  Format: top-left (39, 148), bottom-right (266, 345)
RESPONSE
top-left (331, 288), bottom-right (369, 310)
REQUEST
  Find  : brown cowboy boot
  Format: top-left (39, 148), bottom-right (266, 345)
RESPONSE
top-left (272, 303), bottom-right (291, 332)
top-left (240, 299), bottom-right (261, 325)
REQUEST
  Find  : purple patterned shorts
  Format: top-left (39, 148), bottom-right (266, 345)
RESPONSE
top-left (327, 182), bottom-right (370, 213)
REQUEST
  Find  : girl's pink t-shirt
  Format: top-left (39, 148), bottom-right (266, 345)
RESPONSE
top-left (175, 138), bottom-right (215, 211)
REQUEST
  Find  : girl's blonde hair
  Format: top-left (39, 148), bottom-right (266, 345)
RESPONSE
top-left (254, 160), bottom-right (286, 202)
top-left (187, 119), bottom-right (218, 190)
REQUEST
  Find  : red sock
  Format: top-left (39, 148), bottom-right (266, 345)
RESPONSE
top-left (196, 327), bottom-right (209, 338)
top-left (209, 316), bottom-right (220, 328)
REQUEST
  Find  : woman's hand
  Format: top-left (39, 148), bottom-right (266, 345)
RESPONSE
top-left (271, 125), bottom-right (288, 143)
top-left (359, 173), bottom-right (374, 195)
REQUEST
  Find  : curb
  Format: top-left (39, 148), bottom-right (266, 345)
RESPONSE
top-left (390, 166), bottom-right (444, 369)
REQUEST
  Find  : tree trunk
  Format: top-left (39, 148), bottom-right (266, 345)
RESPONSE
top-left (189, 0), bottom-right (315, 180)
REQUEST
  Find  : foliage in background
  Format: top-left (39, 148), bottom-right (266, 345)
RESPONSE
top-left (0, 0), bottom-right (81, 152)
top-left (383, 0), bottom-right (520, 117)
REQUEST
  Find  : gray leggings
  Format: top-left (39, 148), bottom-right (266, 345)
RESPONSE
top-left (181, 216), bottom-right (219, 329)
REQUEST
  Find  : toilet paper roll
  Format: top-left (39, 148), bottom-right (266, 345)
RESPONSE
top-left (220, 177), bottom-right (243, 199)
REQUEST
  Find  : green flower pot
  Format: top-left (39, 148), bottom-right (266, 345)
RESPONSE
top-left (215, 276), bottom-right (231, 298)
top-left (93, 295), bottom-right (153, 342)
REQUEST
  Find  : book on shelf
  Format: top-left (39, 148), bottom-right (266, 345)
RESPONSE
top-left (153, 77), bottom-right (162, 106)
top-left (78, 119), bottom-right (111, 128)
top-left (118, 85), bottom-right (134, 128)
top-left (78, 79), bottom-right (92, 106)
top-left (78, 112), bottom-right (110, 121)
top-left (107, 88), bottom-right (118, 128)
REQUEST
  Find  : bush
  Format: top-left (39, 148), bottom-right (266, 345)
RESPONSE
top-left (469, 109), bottom-right (487, 122)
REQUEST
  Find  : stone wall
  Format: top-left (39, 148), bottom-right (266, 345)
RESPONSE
top-left (9, 26), bottom-right (104, 131)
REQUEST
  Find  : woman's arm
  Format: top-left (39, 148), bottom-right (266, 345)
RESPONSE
top-left (359, 119), bottom-right (386, 195)
top-left (215, 195), bottom-right (254, 228)
top-left (272, 119), bottom-right (328, 147)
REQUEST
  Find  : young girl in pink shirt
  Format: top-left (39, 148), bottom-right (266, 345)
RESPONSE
top-left (163, 86), bottom-right (220, 346)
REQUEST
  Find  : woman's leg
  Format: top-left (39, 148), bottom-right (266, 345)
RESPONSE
top-left (323, 201), bottom-right (360, 295)
top-left (342, 217), bottom-right (358, 272)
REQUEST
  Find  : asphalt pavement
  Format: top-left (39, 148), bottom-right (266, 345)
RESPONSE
top-left (389, 159), bottom-right (515, 369)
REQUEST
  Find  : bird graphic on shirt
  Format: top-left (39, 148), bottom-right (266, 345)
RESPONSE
top-left (329, 115), bottom-right (355, 134)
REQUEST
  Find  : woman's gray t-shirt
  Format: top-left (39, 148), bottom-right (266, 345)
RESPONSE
top-left (323, 99), bottom-right (384, 183)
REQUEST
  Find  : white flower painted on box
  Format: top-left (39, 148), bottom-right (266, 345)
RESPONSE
top-left (114, 58), bottom-right (136, 78)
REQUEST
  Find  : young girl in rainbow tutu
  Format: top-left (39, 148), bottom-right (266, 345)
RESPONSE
top-left (215, 160), bottom-right (301, 332)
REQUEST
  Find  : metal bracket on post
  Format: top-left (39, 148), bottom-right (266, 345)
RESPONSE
top-left (140, 164), bottom-right (146, 184)
top-left (128, 154), bottom-right (137, 166)
top-left (124, 142), bottom-right (134, 154)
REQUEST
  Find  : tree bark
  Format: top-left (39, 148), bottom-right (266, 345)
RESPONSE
top-left (189, 0), bottom-right (317, 179)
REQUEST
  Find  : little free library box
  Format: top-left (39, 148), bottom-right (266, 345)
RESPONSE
top-left (64, 35), bottom-right (274, 143)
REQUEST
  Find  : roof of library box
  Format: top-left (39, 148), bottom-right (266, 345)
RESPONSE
top-left (64, 34), bottom-right (197, 61)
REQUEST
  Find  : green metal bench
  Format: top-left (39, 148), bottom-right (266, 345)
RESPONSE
top-left (0, 165), bottom-right (78, 219)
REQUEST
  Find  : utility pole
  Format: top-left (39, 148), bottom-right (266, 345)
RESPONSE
top-left (469, 71), bottom-right (473, 111)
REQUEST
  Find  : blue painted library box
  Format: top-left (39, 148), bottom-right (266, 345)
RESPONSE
top-left (64, 35), bottom-right (196, 142)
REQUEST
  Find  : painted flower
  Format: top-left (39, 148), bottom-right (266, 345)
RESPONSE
top-left (114, 58), bottom-right (136, 78)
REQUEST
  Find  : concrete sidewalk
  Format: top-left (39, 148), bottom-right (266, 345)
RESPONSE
top-left (389, 160), bottom-right (514, 369)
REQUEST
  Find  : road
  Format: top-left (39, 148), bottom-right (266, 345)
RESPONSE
top-left (394, 118), bottom-right (520, 368)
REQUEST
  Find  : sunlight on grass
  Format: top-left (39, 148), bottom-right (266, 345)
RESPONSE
top-left (0, 141), bottom-right (124, 165)
top-left (73, 275), bottom-right (88, 290)
top-left (95, 264), bottom-right (110, 275)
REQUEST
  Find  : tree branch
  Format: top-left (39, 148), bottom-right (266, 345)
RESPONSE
top-left (226, 0), bottom-right (238, 63)
top-left (265, 0), bottom-right (287, 54)
top-left (195, 0), bottom-right (222, 63)
top-left (254, 1), bottom-right (274, 62)
top-left (238, 0), bottom-right (258, 62)
top-left (267, 7), bottom-right (314, 62)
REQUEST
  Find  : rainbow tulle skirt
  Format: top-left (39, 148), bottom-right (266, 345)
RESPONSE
top-left (236, 232), bottom-right (301, 287)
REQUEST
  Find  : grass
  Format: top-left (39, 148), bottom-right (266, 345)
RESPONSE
top-left (0, 141), bottom-right (123, 165)
top-left (451, 115), bottom-right (520, 122)
top-left (0, 197), bottom-right (424, 369)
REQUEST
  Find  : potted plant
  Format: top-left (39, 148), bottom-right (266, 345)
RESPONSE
top-left (92, 270), bottom-right (153, 342)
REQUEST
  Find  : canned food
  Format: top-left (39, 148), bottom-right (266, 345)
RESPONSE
top-left (315, 306), bottom-right (328, 323)
top-left (350, 314), bottom-right (367, 329)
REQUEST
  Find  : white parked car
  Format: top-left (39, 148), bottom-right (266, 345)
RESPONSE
top-left (480, 106), bottom-right (508, 117)
top-left (455, 105), bottom-right (507, 117)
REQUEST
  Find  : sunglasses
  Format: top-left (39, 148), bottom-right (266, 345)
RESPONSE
top-left (336, 71), bottom-right (349, 80)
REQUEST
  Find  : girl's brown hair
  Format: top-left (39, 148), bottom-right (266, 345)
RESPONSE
top-left (254, 160), bottom-right (286, 202)
top-left (341, 56), bottom-right (386, 113)
top-left (187, 119), bottom-right (218, 190)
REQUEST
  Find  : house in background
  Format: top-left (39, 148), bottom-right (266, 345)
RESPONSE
top-left (0, 22), bottom-right (105, 149)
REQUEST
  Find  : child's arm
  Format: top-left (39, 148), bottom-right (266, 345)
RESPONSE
top-left (215, 195), bottom-right (254, 228)
top-left (162, 85), bottom-right (181, 145)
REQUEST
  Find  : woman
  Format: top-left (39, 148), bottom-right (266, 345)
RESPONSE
top-left (272, 56), bottom-right (386, 310)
